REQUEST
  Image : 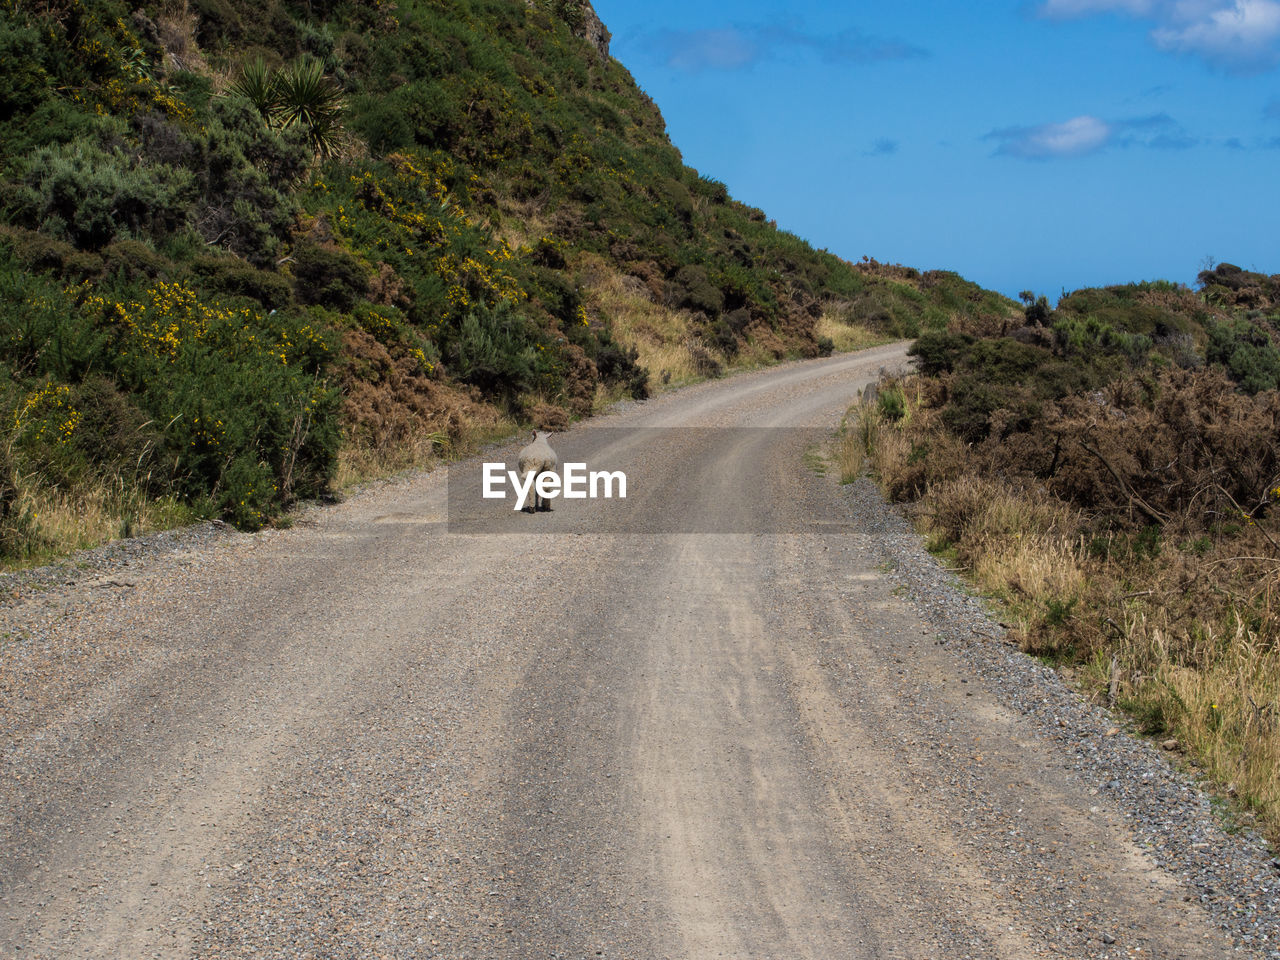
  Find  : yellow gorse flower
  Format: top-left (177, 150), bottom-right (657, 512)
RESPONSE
top-left (12, 381), bottom-right (79, 446)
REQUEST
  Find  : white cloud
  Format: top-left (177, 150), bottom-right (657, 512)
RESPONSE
top-left (1038, 0), bottom-right (1280, 71)
top-left (1153, 0), bottom-right (1280, 71)
top-left (987, 115), bottom-right (1114, 158)
top-left (986, 112), bottom-right (1197, 157)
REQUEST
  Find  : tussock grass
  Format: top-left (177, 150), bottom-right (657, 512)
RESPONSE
top-left (582, 270), bottom-right (706, 389)
top-left (334, 416), bottom-right (517, 490)
top-left (815, 312), bottom-right (886, 354)
top-left (2, 474), bottom-right (200, 572)
top-left (851, 378), bottom-right (1280, 842)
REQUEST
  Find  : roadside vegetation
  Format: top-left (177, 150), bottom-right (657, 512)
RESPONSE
top-left (0, 0), bottom-right (1008, 565)
top-left (846, 264), bottom-right (1280, 842)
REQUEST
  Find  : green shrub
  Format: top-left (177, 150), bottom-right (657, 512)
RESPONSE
top-left (707, 318), bottom-right (739, 357)
top-left (448, 301), bottom-right (553, 404)
top-left (193, 254), bottom-right (294, 309)
top-left (229, 56), bottom-right (277, 117)
top-left (110, 294), bottom-right (341, 523)
top-left (0, 258), bottom-right (106, 381)
top-left (12, 138), bottom-right (193, 249)
top-left (909, 330), bottom-right (973, 375)
top-left (0, 13), bottom-right (47, 124)
top-left (3, 227), bottom-right (76, 274)
top-left (100, 238), bottom-right (173, 283)
top-left (591, 328), bottom-right (648, 398)
top-left (350, 94), bottom-right (413, 155)
top-left (878, 386), bottom-right (905, 422)
top-left (191, 97), bottom-right (308, 265)
top-left (66, 376), bottom-right (162, 484)
top-left (1206, 318), bottom-right (1280, 394)
top-left (669, 264), bottom-right (723, 316)
top-left (1019, 291), bottom-right (1052, 325)
top-left (1053, 314), bottom-right (1151, 364)
top-left (272, 57), bottom-right (345, 158)
top-left (292, 243), bottom-right (369, 310)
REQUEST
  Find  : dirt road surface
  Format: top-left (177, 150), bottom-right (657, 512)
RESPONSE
top-left (1, 343), bottom-right (1276, 959)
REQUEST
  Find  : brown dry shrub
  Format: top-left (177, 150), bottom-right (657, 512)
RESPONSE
top-left (685, 338), bottom-right (723, 378)
top-left (744, 320), bottom-right (786, 359)
top-left (880, 416), bottom-right (969, 502)
top-left (1199, 264), bottom-right (1280, 312)
top-left (854, 257), bottom-right (920, 282)
top-left (337, 328), bottom-right (501, 469)
top-left (155, 1), bottom-right (208, 74)
top-left (771, 301), bottom-right (819, 348)
top-left (1135, 283), bottom-right (1212, 318)
top-left (526, 401), bottom-right (569, 431)
top-left (369, 262), bottom-right (410, 309)
top-left (864, 381), bottom-right (971, 502)
top-left (624, 260), bottom-right (665, 301)
top-left (861, 370), bottom-right (1280, 839)
top-left (556, 342), bottom-right (598, 417)
top-left (947, 311), bottom-right (1023, 340)
top-left (1041, 369), bottom-right (1280, 531)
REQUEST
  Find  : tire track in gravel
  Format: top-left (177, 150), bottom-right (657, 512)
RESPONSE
top-left (0, 341), bottom-right (1275, 959)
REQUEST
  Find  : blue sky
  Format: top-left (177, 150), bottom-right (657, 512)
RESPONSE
top-left (593, 0), bottom-right (1280, 300)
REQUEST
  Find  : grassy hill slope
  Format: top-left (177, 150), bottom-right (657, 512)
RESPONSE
top-left (851, 263), bottom-right (1280, 838)
top-left (0, 0), bottom-right (1013, 561)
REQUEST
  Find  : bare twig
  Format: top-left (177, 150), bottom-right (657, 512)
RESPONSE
top-left (1078, 440), bottom-right (1171, 527)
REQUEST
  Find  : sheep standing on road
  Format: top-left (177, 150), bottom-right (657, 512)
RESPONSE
top-left (517, 430), bottom-right (559, 513)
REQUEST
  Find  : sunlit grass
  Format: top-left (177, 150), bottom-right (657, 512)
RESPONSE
top-left (815, 312), bottom-right (888, 353)
top-left (853, 379), bottom-right (1280, 842)
top-left (1, 475), bottom-right (204, 573)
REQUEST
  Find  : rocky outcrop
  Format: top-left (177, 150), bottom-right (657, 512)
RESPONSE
top-left (577, 0), bottom-right (611, 60)
top-left (526, 0), bottom-right (611, 60)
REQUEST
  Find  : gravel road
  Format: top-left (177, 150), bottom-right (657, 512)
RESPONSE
top-left (1, 341), bottom-right (1277, 959)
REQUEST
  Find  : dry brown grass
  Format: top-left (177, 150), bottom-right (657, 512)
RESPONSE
top-left (580, 266), bottom-right (709, 389)
top-left (816, 312), bottom-right (888, 354)
top-left (854, 379), bottom-right (1280, 842)
top-left (837, 410), bottom-right (866, 484)
top-left (334, 420), bottom-right (517, 489)
top-left (493, 200), bottom-right (551, 256)
top-left (154, 0), bottom-right (209, 76)
top-left (1, 475), bottom-right (196, 572)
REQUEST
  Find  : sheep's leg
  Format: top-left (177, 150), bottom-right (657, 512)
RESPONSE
top-left (523, 471), bottom-right (535, 513)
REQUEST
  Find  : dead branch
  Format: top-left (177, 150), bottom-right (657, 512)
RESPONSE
top-left (1077, 440), bottom-right (1171, 527)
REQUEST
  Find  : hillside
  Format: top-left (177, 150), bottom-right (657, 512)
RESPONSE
top-left (852, 263), bottom-right (1280, 837)
top-left (0, 0), bottom-right (1012, 559)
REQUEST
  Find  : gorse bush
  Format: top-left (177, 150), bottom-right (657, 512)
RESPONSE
top-left (1206, 317), bottom-right (1280, 394)
top-left (13, 138), bottom-right (193, 249)
top-left (449, 301), bottom-right (552, 404)
top-left (0, 0), bottom-right (998, 554)
top-left (0, 250), bottom-right (340, 535)
top-left (868, 267), bottom-right (1280, 839)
